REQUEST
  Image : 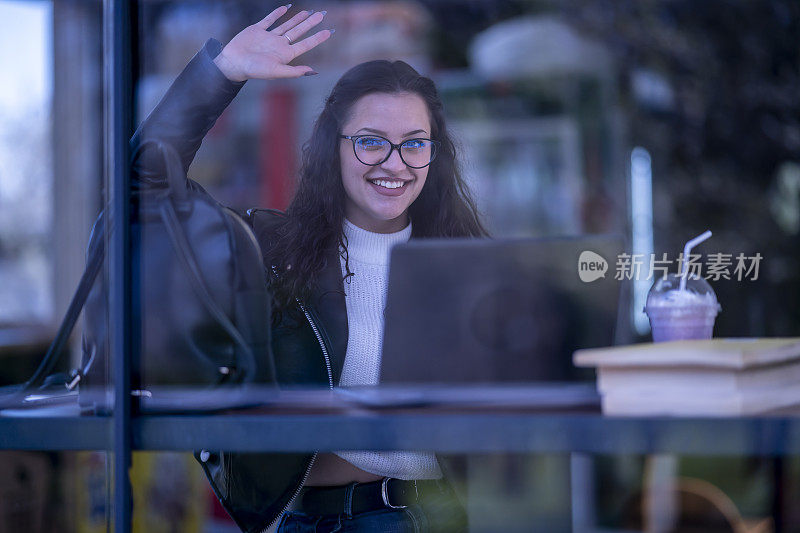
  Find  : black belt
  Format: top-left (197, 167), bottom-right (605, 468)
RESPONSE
top-left (301, 478), bottom-right (442, 517)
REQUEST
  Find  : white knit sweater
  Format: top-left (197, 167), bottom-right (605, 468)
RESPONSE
top-left (334, 219), bottom-right (442, 480)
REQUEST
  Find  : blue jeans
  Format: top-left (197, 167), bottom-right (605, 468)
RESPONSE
top-left (276, 505), bottom-right (426, 532)
top-left (276, 481), bottom-right (467, 533)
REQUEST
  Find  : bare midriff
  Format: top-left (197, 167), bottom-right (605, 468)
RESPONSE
top-left (305, 453), bottom-right (383, 486)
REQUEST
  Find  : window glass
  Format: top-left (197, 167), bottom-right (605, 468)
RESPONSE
top-left (0, 1), bottom-right (53, 325)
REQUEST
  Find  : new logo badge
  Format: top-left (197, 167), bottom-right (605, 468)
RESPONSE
top-left (578, 251), bottom-right (608, 283)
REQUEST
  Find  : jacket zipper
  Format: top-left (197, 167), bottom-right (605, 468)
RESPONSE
top-left (261, 296), bottom-right (334, 533)
top-left (297, 301), bottom-right (335, 390)
top-left (261, 454), bottom-right (317, 533)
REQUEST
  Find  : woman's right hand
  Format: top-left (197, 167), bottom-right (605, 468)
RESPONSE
top-left (213, 5), bottom-right (332, 82)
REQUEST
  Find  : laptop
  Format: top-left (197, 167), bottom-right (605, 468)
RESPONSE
top-left (380, 235), bottom-right (625, 385)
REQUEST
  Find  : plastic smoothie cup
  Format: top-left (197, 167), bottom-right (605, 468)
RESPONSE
top-left (644, 273), bottom-right (721, 342)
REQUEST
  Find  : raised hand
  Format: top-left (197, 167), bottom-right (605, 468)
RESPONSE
top-left (213, 5), bottom-right (333, 82)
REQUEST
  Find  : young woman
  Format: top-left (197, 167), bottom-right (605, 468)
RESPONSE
top-left (133, 5), bottom-right (486, 532)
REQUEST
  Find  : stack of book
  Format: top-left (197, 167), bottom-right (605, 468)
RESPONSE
top-left (573, 338), bottom-right (800, 416)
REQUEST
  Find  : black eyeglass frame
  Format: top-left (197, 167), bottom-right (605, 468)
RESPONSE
top-left (340, 134), bottom-right (441, 169)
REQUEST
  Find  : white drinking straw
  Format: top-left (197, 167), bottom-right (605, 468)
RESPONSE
top-left (679, 230), bottom-right (712, 291)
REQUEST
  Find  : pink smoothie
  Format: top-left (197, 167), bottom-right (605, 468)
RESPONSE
top-left (645, 289), bottom-right (720, 342)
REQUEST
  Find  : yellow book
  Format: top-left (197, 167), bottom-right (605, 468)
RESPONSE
top-left (574, 338), bottom-right (800, 370)
top-left (573, 338), bottom-right (800, 416)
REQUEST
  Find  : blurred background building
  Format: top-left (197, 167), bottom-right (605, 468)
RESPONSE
top-left (1, 0), bottom-right (799, 531)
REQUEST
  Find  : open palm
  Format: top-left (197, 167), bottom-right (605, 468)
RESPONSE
top-left (214, 6), bottom-right (332, 82)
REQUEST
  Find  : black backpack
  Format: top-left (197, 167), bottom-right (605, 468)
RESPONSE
top-left (0, 140), bottom-right (276, 413)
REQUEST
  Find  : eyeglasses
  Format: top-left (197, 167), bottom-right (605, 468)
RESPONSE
top-left (340, 134), bottom-right (441, 169)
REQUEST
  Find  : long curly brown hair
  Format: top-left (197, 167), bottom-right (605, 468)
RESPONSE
top-left (264, 59), bottom-right (488, 312)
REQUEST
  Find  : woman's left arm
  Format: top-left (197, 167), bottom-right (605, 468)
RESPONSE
top-left (130, 6), bottom-right (331, 191)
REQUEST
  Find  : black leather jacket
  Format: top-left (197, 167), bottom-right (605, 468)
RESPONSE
top-left (132, 39), bottom-right (354, 533)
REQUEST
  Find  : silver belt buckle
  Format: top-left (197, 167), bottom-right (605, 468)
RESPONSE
top-left (381, 478), bottom-right (408, 509)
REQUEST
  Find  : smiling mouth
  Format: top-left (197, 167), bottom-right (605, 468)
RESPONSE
top-left (368, 178), bottom-right (408, 190)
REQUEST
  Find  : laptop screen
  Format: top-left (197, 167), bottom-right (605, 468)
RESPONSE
top-left (380, 235), bottom-right (624, 384)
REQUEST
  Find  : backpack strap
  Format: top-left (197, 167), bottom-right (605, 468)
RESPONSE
top-left (0, 214), bottom-right (105, 408)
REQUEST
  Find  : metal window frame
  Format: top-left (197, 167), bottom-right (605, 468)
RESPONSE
top-left (103, 0), bottom-right (133, 531)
